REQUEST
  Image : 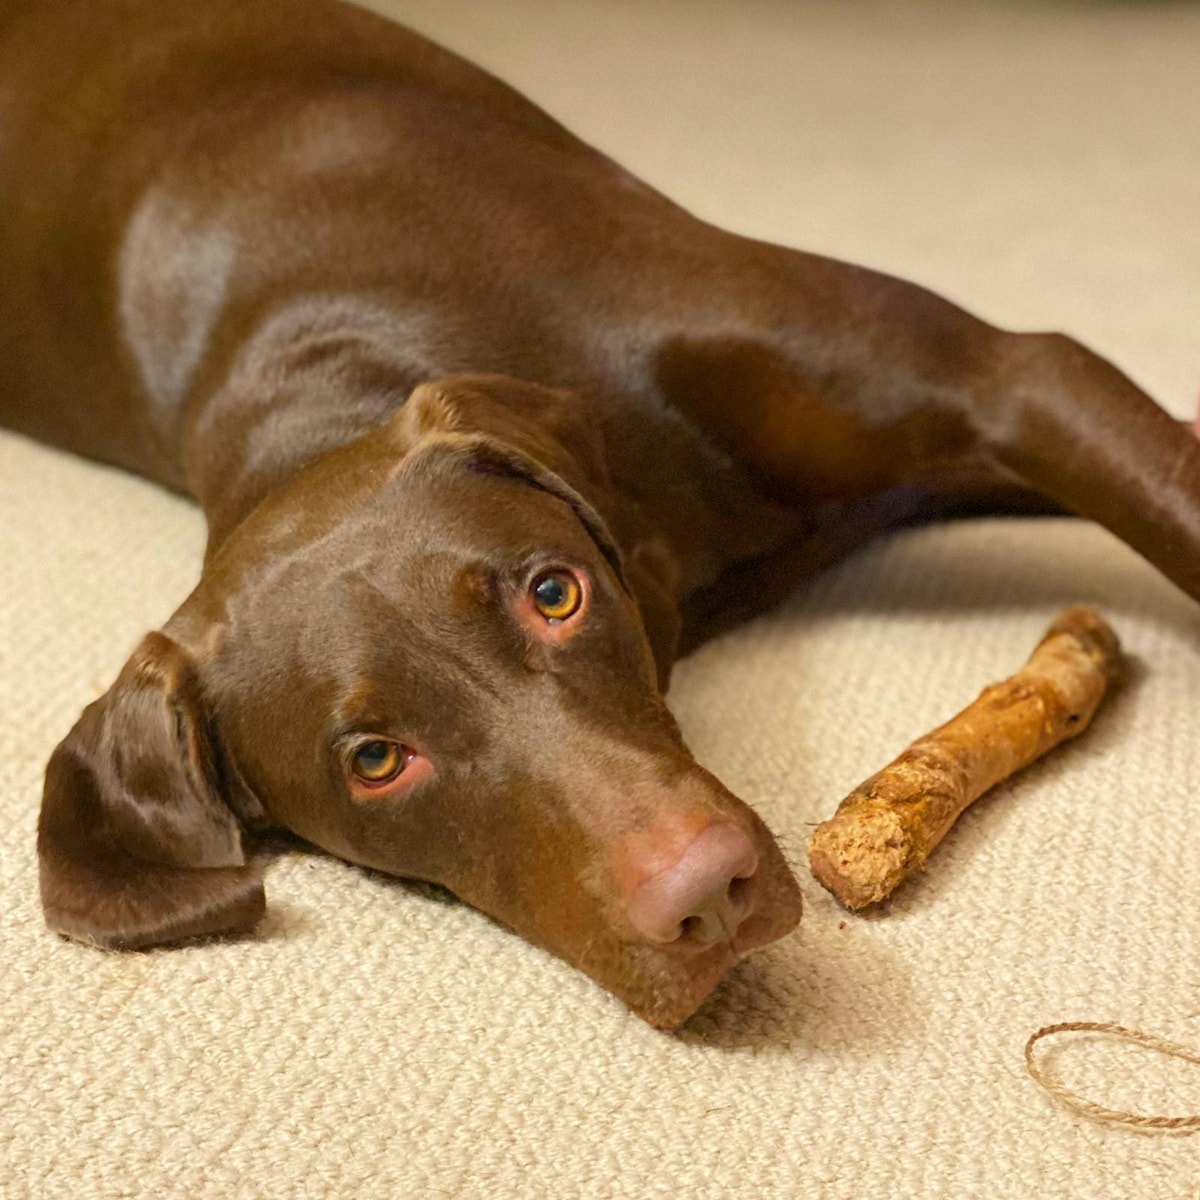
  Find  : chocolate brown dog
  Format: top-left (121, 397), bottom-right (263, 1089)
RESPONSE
top-left (3, 0), bottom-right (1197, 1029)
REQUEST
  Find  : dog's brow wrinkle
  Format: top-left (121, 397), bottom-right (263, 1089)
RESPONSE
top-left (332, 677), bottom-right (389, 729)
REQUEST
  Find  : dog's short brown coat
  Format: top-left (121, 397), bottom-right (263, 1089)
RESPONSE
top-left (2, 0), bottom-right (1197, 1026)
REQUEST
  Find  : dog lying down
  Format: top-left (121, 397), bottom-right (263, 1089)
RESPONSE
top-left (3, 0), bottom-right (1199, 1029)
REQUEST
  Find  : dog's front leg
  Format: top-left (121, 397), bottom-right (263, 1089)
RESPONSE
top-left (974, 331), bottom-right (1200, 602)
top-left (653, 250), bottom-right (1200, 606)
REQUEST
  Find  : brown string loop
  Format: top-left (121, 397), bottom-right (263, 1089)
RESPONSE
top-left (1025, 1021), bottom-right (1200, 1132)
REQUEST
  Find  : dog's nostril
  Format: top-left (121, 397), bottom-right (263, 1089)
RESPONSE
top-left (727, 873), bottom-right (753, 908)
top-left (677, 904), bottom-right (737, 947)
top-left (678, 875), bottom-right (756, 947)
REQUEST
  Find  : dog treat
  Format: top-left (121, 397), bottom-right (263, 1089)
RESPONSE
top-left (807, 606), bottom-right (1120, 910)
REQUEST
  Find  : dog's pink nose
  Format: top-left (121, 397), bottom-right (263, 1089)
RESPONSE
top-left (624, 822), bottom-right (759, 946)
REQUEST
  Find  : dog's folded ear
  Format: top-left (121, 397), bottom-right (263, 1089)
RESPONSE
top-left (395, 375), bottom-right (617, 513)
top-left (393, 376), bottom-right (683, 680)
top-left (396, 375), bottom-right (603, 470)
top-left (38, 631), bottom-right (265, 950)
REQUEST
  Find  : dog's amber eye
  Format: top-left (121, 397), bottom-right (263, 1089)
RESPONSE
top-left (351, 740), bottom-right (407, 784)
top-left (531, 570), bottom-right (582, 622)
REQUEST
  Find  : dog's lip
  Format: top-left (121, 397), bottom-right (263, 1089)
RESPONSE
top-left (629, 942), bottom-right (752, 1030)
top-left (623, 883), bottom-right (804, 1029)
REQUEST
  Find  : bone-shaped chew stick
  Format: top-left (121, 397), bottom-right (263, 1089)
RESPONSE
top-left (807, 606), bottom-right (1121, 910)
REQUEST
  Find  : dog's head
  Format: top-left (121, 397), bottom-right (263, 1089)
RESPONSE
top-left (38, 376), bottom-right (801, 1028)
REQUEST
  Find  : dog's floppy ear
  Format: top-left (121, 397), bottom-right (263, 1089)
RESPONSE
top-left (38, 631), bottom-right (265, 949)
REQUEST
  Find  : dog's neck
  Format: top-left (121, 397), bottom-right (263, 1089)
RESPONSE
top-left (179, 299), bottom-right (433, 557)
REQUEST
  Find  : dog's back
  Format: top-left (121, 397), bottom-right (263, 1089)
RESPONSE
top-left (0, 0), bottom-right (702, 486)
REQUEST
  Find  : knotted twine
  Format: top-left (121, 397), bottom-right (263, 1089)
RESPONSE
top-left (1025, 1022), bottom-right (1200, 1132)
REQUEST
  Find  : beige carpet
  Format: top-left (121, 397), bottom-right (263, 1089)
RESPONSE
top-left (3, 2), bottom-right (1199, 1196)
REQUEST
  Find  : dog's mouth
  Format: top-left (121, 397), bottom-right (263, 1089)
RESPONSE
top-left (548, 838), bottom-right (804, 1030)
top-left (611, 876), bottom-right (804, 1029)
top-left (476, 771), bottom-right (809, 1030)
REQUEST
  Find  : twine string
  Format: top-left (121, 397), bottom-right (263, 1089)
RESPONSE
top-left (1025, 1021), bottom-right (1200, 1132)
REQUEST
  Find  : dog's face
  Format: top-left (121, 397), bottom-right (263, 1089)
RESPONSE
top-left (37, 377), bottom-right (802, 1028)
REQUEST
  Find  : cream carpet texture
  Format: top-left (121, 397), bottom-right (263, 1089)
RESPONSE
top-left (3, 2), bottom-right (1199, 1196)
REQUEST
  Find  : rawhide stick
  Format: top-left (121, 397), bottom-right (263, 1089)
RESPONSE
top-left (807, 605), bottom-right (1120, 910)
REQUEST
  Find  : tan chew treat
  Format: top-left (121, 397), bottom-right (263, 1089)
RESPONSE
top-left (807, 606), bottom-right (1121, 910)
